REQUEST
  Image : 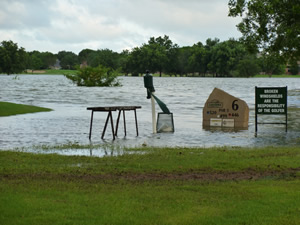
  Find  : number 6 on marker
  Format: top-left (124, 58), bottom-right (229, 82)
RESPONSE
top-left (232, 100), bottom-right (239, 111)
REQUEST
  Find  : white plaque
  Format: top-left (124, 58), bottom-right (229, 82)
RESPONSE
top-left (210, 118), bottom-right (222, 127)
top-left (222, 119), bottom-right (234, 128)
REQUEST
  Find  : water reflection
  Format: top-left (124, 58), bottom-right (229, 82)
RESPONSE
top-left (1, 75), bottom-right (300, 156)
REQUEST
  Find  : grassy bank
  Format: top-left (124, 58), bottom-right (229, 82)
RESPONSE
top-left (254, 74), bottom-right (300, 78)
top-left (0, 101), bottom-right (52, 117)
top-left (1, 146), bottom-right (300, 224)
top-left (23, 69), bottom-right (75, 75)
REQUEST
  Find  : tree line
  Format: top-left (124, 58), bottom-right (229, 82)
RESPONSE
top-left (1, 0), bottom-right (299, 76)
top-left (0, 36), bottom-right (298, 77)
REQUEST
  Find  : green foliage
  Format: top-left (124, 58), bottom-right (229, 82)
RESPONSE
top-left (0, 40), bottom-right (27, 75)
top-left (289, 61), bottom-right (300, 75)
top-left (228, 0), bottom-right (300, 62)
top-left (1, 36), bottom-right (293, 78)
top-left (259, 53), bottom-right (285, 75)
top-left (234, 54), bottom-right (261, 77)
top-left (65, 65), bottom-right (120, 87)
top-left (209, 39), bottom-right (246, 77)
top-left (0, 101), bottom-right (52, 117)
top-left (27, 51), bottom-right (57, 70)
top-left (57, 50), bottom-right (79, 69)
top-left (126, 35), bottom-right (179, 76)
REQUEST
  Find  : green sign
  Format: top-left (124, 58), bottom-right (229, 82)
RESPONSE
top-left (255, 87), bottom-right (287, 114)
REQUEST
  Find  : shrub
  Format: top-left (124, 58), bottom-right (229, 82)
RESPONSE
top-left (65, 65), bottom-right (120, 87)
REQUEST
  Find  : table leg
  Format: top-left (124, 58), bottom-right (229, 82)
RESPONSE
top-left (89, 111), bottom-right (94, 140)
top-left (109, 111), bottom-right (115, 140)
top-left (115, 110), bottom-right (122, 136)
top-left (123, 110), bottom-right (127, 136)
top-left (102, 112), bottom-right (110, 139)
top-left (134, 109), bottom-right (139, 136)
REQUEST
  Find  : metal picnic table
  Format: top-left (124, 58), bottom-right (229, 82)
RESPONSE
top-left (87, 106), bottom-right (142, 140)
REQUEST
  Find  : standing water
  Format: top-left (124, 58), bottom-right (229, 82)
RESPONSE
top-left (1, 75), bottom-right (300, 156)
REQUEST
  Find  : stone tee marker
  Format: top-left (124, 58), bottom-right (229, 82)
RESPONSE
top-left (203, 88), bottom-right (249, 129)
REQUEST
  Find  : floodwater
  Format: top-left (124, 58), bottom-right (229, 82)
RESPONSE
top-left (1, 75), bottom-right (300, 156)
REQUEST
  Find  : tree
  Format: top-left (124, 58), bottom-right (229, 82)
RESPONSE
top-left (119, 50), bottom-right (130, 75)
top-left (204, 38), bottom-right (220, 75)
top-left (188, 42), bottom-right (206, 76)
top-left (57, 51), bottom-right (78, 69)
top-left (258, 53), bottom-right (285, 75)
top-left (41, 52), bottom-right (56, 69)
top-left (65, 65), bottom-right (120, 87)
top-left (288, 61), bottom-right (300, 75)
top-left (28, 51), bottom-right (57, 70)
top-left (0, 40), bottom-right (27, 75)
top-left (78, 48), bottom-right (95, 64)
top-left (209, 39), bottom-right (246, 77)
top-left (228, 0), bottom-right (300, 62)
top-left (30, 53), bottom-right (43, 70)
top-left (149, 35), bottom-right (178, 76)
top-left (176, 46), bottom-right (193, 76)
top-left (126, 46), bottom-right (145, 76)
top-left (234, 54), bottom-right (260, 77)
top-left (87, 49), bottom-right (120, 69)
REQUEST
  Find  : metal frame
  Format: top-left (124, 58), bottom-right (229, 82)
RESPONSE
top-left (87, 106), bottom-right (141, 140)
top-left (156, 112), bottom-right (175, 133)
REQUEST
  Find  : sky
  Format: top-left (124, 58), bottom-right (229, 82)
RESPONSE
top-left (0, 0), bottom-right (242, 54)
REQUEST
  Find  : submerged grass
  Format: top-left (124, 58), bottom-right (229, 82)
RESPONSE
top-left (1, 146), bottom-right (300, 224)
top-left (0, 101), bottom-right (52, 117)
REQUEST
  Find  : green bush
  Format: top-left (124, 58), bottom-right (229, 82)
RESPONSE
top-left (65, 65), bottom-right (120, 87)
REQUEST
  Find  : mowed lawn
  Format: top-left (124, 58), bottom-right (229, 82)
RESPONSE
top-left (0, 101), bottom-right (52, 117)
top-left (1, 146), bottom-right (300, 225)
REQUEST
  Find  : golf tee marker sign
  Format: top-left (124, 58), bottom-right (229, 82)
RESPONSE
top-left (255, 86), bottom-right (287, 132)
top-left (203, 88), bottom-right (249, 129)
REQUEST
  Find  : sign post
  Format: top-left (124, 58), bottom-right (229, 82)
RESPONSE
top-left (255, 86), bottom-right (287, 132)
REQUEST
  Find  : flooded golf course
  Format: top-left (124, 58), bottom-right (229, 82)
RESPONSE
top-left (1, 75), bottom-right (300, 156)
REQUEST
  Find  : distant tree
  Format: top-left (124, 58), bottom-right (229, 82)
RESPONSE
top-left (176, 46), bottom-right (193, 76)
top-left (42, 52), bottom-right (56, 69)
top-left (87, 49), bottom-right (120, 69)
top-left (188, 42), bottom-right (206, 76)
top-left (234, 54), bottom-right (260, 77)
top-left (258, 53), bottom-right (285, 75)
top-left (209, 39), bottom-right (246, 77)
top-left (204, 38), bottom-right (220, 75)
top-left (119, 50), bottom-right (130, 75)
top-left (78, 49), bottom-right (95, 64)
top-left (30, 53), bottom-right (43, 70)
top-left (289, 61), bottom-right (299, 75)
top-left (146, 35), bottom-right (178, 76)
top-left (57, 51), bottom-right (78, 69)
top-left (126, 47), bottom-right (145, 76)
top-left (0, 40), bottom-right (27, 75)
top-left (228, 0), bottom-right (300, 62)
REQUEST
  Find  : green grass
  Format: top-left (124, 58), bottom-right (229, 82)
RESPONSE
top-left (0, 101), bottom-right (52, 117)
top-left (254, 74), bottom-right (300, 78)
top-left (1, 146), bottom-right (300, 224)
top-left (44, 69), bottom-right (76, 75)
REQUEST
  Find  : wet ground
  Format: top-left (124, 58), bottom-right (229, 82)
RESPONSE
top-left (1, 75), bottom-right (300, 156)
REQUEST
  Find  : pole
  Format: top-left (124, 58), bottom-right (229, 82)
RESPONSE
top-left (151, 93), bottom-right (157, 133)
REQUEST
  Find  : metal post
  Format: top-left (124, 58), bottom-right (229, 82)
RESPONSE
top-left (151, 93), bottom-right (157, 134)
top-left (89, 110), bottom-right (94, 140)
top-left (255, 86), bottom-right (258, 134)
top-left (285, 86), bottom-right (288, 132)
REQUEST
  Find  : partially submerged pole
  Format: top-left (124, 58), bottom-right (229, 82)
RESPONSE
top-left (143, 70), bottom-right (156, 134)
top-left (151, 93), bottom-right (157, 133)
